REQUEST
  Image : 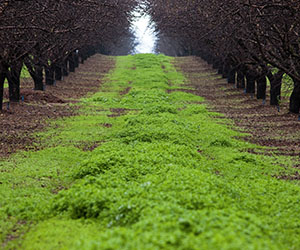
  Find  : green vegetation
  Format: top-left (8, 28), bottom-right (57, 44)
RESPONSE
top-left (281, 74), bottom-right (293, 98)
top-left (20, 65), bottom-right (31, 79)
top-left (1, 54), bottom-right (299, 249)
top-left (267, 67), bottom-right (294, 99)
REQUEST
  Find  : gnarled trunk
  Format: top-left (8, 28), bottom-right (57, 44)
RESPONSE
top-left (7, 63), bottom-right (22, 102)
top-left (45, 64), bottom-right (55, 85)
top-left (79, 50), bottom-right (87, 64)
top-left (227, 67), bottom-right (236, 84)
top-left (289, 80), bottom-right (300, 114)
top-left (245, 72), bottom-right (256, 95)
top-left (55, 64), bottom-right (63, 81)
top-left (222, 62), bottom-right (230, 79)
top-left (24, 59), bottom-right (44, 91)
top-left (217, 62), bottom-right (223, 75)
top-left (62, 59), bottom-right (69, 76)
top-left (212, 58), bottom-right (219, 70)
top-left (68, 54), bottom-right (75, 73)
top-left (74, 52), bottom-right (79, 68)
top-left (256, 75), bottom-right (267, 100)
top-left (0, 65), bottom-right (6, 110)
top-left (33, 66), bottom-right (44, 91)
top-left (267, 71), bottom-right (284, 106)
top-left (236, 70), bottom-right (245, 89)
top-left (206, 55), bottom-right (213, 65)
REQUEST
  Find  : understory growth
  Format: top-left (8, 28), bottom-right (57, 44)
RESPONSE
top-left (0, 54), bottom-right (299, 249)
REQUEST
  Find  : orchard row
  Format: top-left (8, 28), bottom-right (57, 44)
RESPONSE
top-left (146, 0), bottom-right (300, 113)
top-left (0, 0), bottom-right (138, 110)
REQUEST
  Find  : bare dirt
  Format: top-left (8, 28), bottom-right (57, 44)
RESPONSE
top-left (120, 87), bottom-right (132, 96)
top-left (175, 57), bottom-right (300, 166)
top-left (0, 54), bottom-right (115, 158)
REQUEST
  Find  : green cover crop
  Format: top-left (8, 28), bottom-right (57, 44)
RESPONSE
top-left (0, 54), bottom-right (299, 249)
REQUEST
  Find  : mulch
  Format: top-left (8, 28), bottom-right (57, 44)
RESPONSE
top-left (0, 54), bottom-right (115, 158)
top-left (174, 56), bottom-right (300, 167)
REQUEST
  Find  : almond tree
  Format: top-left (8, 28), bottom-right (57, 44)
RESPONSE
top-left (146, 0), bottom-right (300, 113)
top-left (0, 0), bottom-right (138, 110)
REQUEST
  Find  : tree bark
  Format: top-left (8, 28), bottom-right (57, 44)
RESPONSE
top-left (212, 58), bottom-right (219, 70)
top-left (217, 62), bottom-right (223, 75)
top-left (256, 75), bottom-right (267, 100)
top-left (0, 66), bottom-right (6, 111)
top-left (79, 50), bottom-right (87, 64)
top-left (267, 71), bottom-right (284, 106)
top-left (62, 59), bottom-right (69, 76)
top-left (80, 56), bottom-right (85, 64)
top-left (289, 80), bottom-right (300, 114)
top-left (24, 59), bottom-right (44, 91)
top-left (33, 65), bottom-right (44, 90)
top-left (45, 64), bottom-right (55, 85)
top-left (74, 52), bottom-right (79, 68)
top-left (55, 64), bottom-right (63, 81)
top-left (227, 67), bottom-right (236, 84)
top-left (206, 55), bottom-right (213, 65)
top-left (7, 63), bottom-right (22, 102)
top-left (236, 70), bottom-right (245, 89)
top-left (222, 62), bottom-right (230, 79)
top-left (68, 54), bottom-right (75, 73)
top-left (245, 71), bottom-right (256, 94)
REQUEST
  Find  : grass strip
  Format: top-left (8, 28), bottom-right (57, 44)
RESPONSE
top-left (1, 54), bottom-right (299, 249)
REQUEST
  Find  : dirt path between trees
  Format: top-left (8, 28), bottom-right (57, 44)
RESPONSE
top-left (0, 55), bottom-right (115, 158)
top-left (175, 57), bottom-right (300, 167)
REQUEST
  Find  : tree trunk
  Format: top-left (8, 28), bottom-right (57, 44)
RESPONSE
top-left (33, 65), bottom-right (44, 91)
top-left (217, 61), bottom-right (223, 75)
top-left (24, 59), bottom-right (44, 91)
top-left (0, 66), bottom-right (6, 111)
top-left (45, 65), bottom-right (55, 85)
top-left (207, 55), bottom-right (213, 65)
top-left (212, 58), bottom-right (219, 70)
top-left (80, 56), bottom-right (85, 64)
top-left (236, 70), bottom-right (245, 89)
top-left (80, 51), bottom-right (87, 64)
top-left (68, 54), bottom-right (75, 73)
top-left (245, 72), bottom-right (256, 94)
top-left (268, 71), bottom-right (284, 106)
top-left (7, 63), bottom-right (22, 102)
top-left (74, 52), bottom-right (79, 68)
top-left (88, 47), bottom-right (96, 57)
top-left (62, 59), bottom-right (68, 76)
top-left (222, 62), bottom-right (229, 79)
top-left (227, 67), bottom-right (236, 84)
top-left (289, 80), bottom-right (300, 114)
top-left (55, 64), bottom-right (63, 81)
top-left (256, 75), bottom-right (267, 100)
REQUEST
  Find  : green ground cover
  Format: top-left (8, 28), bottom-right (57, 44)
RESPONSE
top-left (0, 54), bottom-right (299, 249)
top-left (266, 68), bottom-right (294, 100)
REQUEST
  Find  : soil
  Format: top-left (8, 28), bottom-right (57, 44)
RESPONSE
top-left (120, 87), bottom-right (132, 96)
top-left (75, 140), bottom-right (106, 152)
top-left (175, 57), bottom-right (300, 166)
top-left (0, 54), bottom-right (115, 158)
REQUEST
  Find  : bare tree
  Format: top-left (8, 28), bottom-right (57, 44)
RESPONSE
top-left (146, 0), bottom-right (300, 113)
top-left (0, 0), bottom-right (138, 110)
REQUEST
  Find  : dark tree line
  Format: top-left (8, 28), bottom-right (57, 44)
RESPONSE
top-left (0, 0), bottom-right (138, 110)
top-left (146, 0), bottom-right (300, 114)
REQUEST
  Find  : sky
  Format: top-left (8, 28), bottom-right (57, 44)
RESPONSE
top-left (131, 14), bottom-right (156, 54)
